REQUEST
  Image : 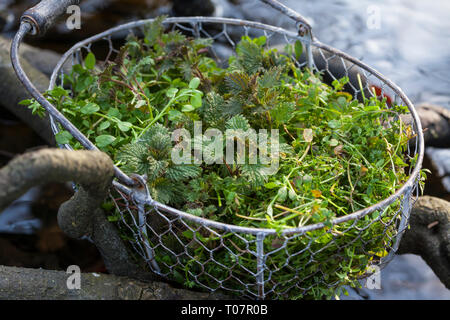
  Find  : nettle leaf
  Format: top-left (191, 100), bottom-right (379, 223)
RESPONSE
top-left (166, 165), bottom-right (202, 182)
top-left (258, 66), bottom-right (282, 88)
top-left (225, 71), bottom-right (251, 94)
top-left (128, 56), bottom-right (154, 78)
top-left (240, 164), bottom-right (270, 187)
top-left (201, 92), bottom-right (227, 128)
top-left (236, 37), bottom-right (264, 74)
top-left (226, 114), bottom-right (250, 131)
top-left (271, 102), bottom-right (295, 124)
top-left (168, 109), bottom-right (183, 121)
top-left (143, 15), bottom-right (166, 45)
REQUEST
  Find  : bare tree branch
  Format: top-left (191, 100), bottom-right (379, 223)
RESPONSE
top-left (0, 148), bottom-right (154, 281)
top-left (398, 196), bottom-right (450, 289)
top-left (0, 265), bottom-right (228, 300)
top-left (0, 148), bottom-right (112, 212)
top-left (0, 36), bottom-right (55, 145)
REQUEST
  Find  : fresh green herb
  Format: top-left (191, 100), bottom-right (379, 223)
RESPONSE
top-left (22, 17), bottom-right (425, 299)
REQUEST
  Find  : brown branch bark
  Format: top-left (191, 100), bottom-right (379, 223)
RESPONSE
top-left (398, 196), bottom-right (450, 289)
top-left (0, 265), bottom-right (227, 300)
top-left (401, 103), bottom-right (450, 148)
top-left (0, 36), bottom-right (55, 145)
top-left (0, 148), bottom-right (153, 281)
top-left (0, 148), bottom-right (112, 212)
top-left (417, 104), bottom-right (450, 148)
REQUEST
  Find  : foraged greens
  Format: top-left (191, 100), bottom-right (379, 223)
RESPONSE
top-left (23, 17), bottom-right (424, 299)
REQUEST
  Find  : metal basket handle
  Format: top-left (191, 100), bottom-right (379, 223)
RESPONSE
top-left (19, 0), bottom-right (316, 66)
top-left (21, 0), bottom-right (80, 36)
top-left (261, 0), bottom-right (315, 68)
top-left (261, 0), bottom-right (312, 36)
top-left (20, 0), bottom-right (313, 37)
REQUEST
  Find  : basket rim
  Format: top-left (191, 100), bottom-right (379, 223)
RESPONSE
top-left (48, 16), bottom-right (425, 236)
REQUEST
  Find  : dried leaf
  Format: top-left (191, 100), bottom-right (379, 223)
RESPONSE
top-left (311, 190), bottom-right (322, 198)
top-left (333, 144), bottom-right (344, 156)
top-left (303, 128), bottom-right (313, 143)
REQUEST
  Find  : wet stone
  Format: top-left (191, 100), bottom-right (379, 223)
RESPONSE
top-left (426, 147), bottom-right (450, 182)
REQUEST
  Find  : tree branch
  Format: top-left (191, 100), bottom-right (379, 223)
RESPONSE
top-left (0, 36), bottom-right (55, 145)
top-left (398, 196), bottom-right (450, 289)
top-left (0, 265), bottom-right (228, 300)
top-left (0, 148), bottom-right (112, 212)
top-left (0, 148), bottom-right (154, 281)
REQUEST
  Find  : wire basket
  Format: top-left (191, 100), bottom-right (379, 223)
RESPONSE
top-left (12, 0), bottom-right (424, 299)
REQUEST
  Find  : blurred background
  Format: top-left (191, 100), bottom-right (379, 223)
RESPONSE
top-left (0, 0), bottom-right (449, 299)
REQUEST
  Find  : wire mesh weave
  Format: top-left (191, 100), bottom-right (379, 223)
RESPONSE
top-left (45, 15), bottom-right (423, 299)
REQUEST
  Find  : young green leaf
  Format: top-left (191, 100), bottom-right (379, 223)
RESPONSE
top-left (294, 40), bottom-right (303, 59)
top-left (189, 77), bottom-right (201, 89)
top-left (55, 130), bottom-right (73, 145)
top-left (166, 88), bottom-right (179, 98)
top-left (81, 103), bottom-right (100, 115)
top-left (117, 121), bottom-right (133, 132)
top-left (182, 104), bottom-right (195, 112)
top-left (96, 135), bottom-right (116, 148)
top-left (84, 52), bottom-right (96, 70)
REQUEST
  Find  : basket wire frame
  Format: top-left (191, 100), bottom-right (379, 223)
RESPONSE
top-left (26, 13), bottom-right (424, 299)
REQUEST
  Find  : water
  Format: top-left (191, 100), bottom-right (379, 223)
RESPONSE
top-left (233, 0), bottom-right (450, 108)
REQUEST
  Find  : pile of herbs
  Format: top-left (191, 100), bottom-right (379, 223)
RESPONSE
top-left (23, 17), bottom-right (423, 299)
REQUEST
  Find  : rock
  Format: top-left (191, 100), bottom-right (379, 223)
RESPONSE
top-left (426, 147), bottom-right (450, 195)
top-left (342, 254), bottom-right (450, 300)
top-left (417, 103), bottom-right (450, 148)
top-left (398, 196), bottom-right (450, 289)
top-left (172, 0), bottom-right (215, 17)
top-left (426, 147), bottom-right (450, 179)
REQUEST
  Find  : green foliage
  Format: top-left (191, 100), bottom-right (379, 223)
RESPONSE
top-left (20, 17), bottom-right (423, 299)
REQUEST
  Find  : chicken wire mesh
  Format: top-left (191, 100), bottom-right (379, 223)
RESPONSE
top-left (12, 1), bottom-right (424, 300)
